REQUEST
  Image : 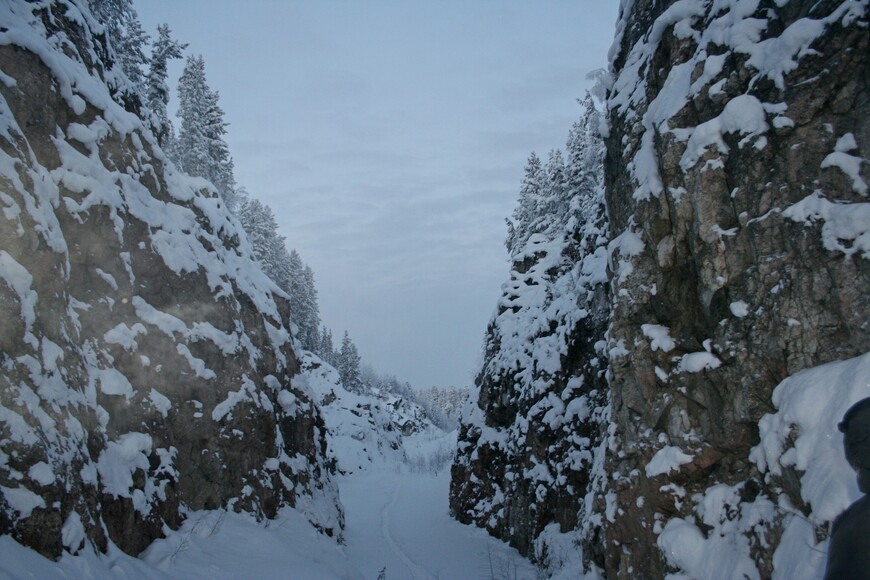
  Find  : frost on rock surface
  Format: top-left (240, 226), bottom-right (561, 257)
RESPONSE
top-left (450, 98), bottom-right (611, 576)
top-left (0, 0), bottom-right (341, 559)
top-left (604, 0), bottom-right (869, 577)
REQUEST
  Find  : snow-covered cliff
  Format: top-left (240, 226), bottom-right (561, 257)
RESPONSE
top-left (602, 0), bottom-right (869, 577)
top-left (451, 1), bottom-right (869, 577)
top-left (450, 99), bottom-right (612, 572)
top-left (0, 0), bottom-right (341, 558)
top-left (299, 351), bottom-right (441, 475)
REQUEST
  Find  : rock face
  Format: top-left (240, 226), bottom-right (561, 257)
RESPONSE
top-left (603, 0), bottom-right (868, 577)
top-left (0, 0), bottom-right (341, 559)
top-left (450, 104), bottom-right (611, 567)
top-left (451, 0), bottom-right (869, 577)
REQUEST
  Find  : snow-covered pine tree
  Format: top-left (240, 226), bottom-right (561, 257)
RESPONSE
top-left (338, 332), bottom-right (362, 392)
top-left (287, 251), bottom-right (321, 352)
top-left (318, 326), bottom-right (337, 366)
top-left (113, 10), bottom-right (149, 92)
top-left (176, 56), bottom-right (210, 177)
top-left (506, 152), bottom-right (545, 256)
top-left (299, 264), bottom-right (321, 351)
top-left (176, 55), bottom-right (239, 211)
top-left (566, 96), bottom-right (601, 190)
top-left (89, 0), bottom-right (150, 108)
top-left (237, 198), bottom-right (292, 288)
top-left (506, 148), bottom-right (567, 258)
top-left (147, 23), bottom-right (186, 148)
top-left (543, 148), bottom-right (569, 229)
top-left (203, 87), bottom-right (237, 208)
top-left (565, 95), bottom-right (606, 234)
top-left (236, 200), bottom-right (323, 352)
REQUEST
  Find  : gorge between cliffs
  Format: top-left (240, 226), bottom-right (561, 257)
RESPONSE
top-left (1, 1), bottom-right (868, 579)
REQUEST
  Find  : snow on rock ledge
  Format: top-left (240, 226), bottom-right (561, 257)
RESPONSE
top-left (0, 0), bottom-right (341, 559)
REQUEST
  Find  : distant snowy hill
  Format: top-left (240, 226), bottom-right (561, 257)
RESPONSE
top-left (417, 385), bottom-right (470, 429)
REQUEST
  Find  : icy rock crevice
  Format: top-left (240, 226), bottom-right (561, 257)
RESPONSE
top-left (0, 0), bottom-right (341, 558)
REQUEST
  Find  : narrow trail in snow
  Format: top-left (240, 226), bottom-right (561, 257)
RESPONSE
top-left (380, 480), bottom-right (430, 579)
top-left (327, 429), bottom-right (537, 579)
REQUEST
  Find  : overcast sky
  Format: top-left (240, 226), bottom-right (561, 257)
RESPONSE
top-left (136, 1), bottom-right (620, 388)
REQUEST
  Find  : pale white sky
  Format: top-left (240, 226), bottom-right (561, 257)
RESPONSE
top-left (136, 1), bottom-right (620, 388)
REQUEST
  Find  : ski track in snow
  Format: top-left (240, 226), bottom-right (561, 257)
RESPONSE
top-left (380, 480), bottom-right (429, 579)
top-left (337, 430), bottom-right (538, 579)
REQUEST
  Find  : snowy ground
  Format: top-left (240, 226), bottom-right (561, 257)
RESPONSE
top-left (341, 469), bottom-right (535, 580)
top-left (0, 429), bottom-right (538, 580)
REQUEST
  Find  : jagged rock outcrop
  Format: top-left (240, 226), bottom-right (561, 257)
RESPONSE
top-left (0, 0), bottom-right (341, 559)
top-left (602, 0), bottom-right (869, 577)
top-left (450, 102), bottom-right (611, 567)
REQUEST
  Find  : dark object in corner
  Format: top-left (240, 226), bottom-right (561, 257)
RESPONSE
top-left (839, 398), bottom-right (870, 494)
top-left (824, 398), bottom-right (870, 580)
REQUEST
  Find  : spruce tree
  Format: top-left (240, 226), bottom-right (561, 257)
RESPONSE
top-left (505, 99), bottom-right (603, 262)
top-left (115, 11), bottom-right (149, 91)
top-left (237, 198), bottom-right (291, 289)
top-left (507, 152), bottom-right (545, 255)
top-left (287, 250), bottom-right (321, 351)
top-left (237, 200), bottom-right (323, 352)
top-left (565, 95), bottom-right (604, 202)
top-left (338, 332), bottom-right (362, 392)
top-left (176, 55), bottom-right (239, 211)
top-left (89, 0), bottom-right (150, 107)
top-left (147, 24), bottom-right (186, 147)
top-left (299, 264), bottom-right (321, 350)
top-left (177, 56), bottom-right (210, 175)
top-left (543, 148), bottom-right (568, 227)
top-left (564, 94), bottom-right (606, 237)
top-left (318, 327), bottom-right (336, 366)
top-left (203, 87), bottom-right (237, 207)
